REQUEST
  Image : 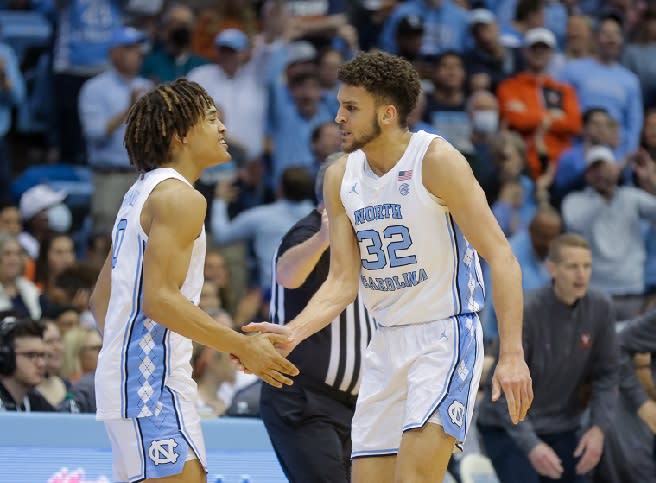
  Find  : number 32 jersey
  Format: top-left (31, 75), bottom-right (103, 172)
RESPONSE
top-left (340, 130), bottom-right (485, 327)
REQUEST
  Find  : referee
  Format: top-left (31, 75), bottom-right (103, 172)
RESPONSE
top-left (260, 154), bottom-right (375, 483)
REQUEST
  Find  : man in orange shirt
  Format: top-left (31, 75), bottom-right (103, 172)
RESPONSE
top-left (497, 28), bottom-right (581, 179)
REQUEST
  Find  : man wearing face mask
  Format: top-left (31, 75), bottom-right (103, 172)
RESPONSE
top-left (470, 97), bottom-right (499, 140)
top-left (464, 89), bottom-right (501, 194)
top-left (497, 28), bottom-right (582, 180)
top-left (141, 4), bottom-right (207, 84)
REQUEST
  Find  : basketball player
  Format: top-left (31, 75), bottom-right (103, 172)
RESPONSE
top-left (244, 51), bottom-right (533, 482)
top-left (90, 79), bottom-right (298, 483)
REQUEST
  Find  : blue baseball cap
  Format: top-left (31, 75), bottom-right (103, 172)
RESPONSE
top-left (214, 28), bottom-right (248, 51)
top-left (109, 27), bottom-right (147, 49)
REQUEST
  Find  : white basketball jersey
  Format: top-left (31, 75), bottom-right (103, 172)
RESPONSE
top-left (340, 130), bottom-right (485, 327)
top-left (96, 168), bottom-right (206, 420)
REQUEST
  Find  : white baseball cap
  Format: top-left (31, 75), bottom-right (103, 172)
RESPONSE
top-left (524, 28), bottom-right (556, 49)
top-left (469, 9), bottom-right (496, 26)
top-left (19, 184), bottom-right (67, 221)
top-left (286, 41), bottom-right (317, 66)
top-left (585, 145), bottom-right (615, 167)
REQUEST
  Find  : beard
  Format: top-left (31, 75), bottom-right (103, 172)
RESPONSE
top-left (343, 115), bottom-right (382, 153)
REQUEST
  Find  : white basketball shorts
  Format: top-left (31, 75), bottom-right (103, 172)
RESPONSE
top-left (351, 314), bottom-right (484, 458)
top-left (103, 387), bottom-right (207, 482)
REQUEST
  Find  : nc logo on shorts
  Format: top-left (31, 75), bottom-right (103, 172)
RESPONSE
top-left (149, 438), bottom-right (179, 465)
top-left (448, 401), bottom-right (465, 428)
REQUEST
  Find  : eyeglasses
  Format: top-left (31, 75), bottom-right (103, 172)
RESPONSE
top-left (15, 351), bottom-right (48, 361)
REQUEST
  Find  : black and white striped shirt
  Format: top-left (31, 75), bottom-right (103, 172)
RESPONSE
top-left (269, 210), bottom-right (375, 396)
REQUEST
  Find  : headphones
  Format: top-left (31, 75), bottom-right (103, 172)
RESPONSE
top-left (0, 317), bottom-right (18, 376)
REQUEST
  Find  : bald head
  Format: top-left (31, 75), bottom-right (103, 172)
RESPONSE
top-left (529, 207), bottom-right (563, 260)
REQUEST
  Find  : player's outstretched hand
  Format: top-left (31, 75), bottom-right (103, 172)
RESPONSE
top-left (235, 333), bottom-right (299, 388)
top-left (242, 321), bottom-right (297, 356)
top-left (491, 352), bottom-right (533, 424)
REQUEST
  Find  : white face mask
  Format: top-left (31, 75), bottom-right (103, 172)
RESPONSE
top-left (47, 203), bottom-right (72, 233)
top-left (472, 110), bottom-right (499, 134)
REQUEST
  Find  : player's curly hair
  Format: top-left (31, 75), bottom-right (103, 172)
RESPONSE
top-left (124, 79), bottom-right (216, 173)
top-left (337, 50), bottom-right (421, 127)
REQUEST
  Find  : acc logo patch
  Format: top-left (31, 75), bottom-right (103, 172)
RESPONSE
top-left (399, 182), bottom-right (410, 196)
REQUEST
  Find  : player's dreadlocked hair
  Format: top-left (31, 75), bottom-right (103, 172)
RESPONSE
top-left (124, 79), bottom-right (216, 173)
top-left (337, 50), bottom-right (421, 127)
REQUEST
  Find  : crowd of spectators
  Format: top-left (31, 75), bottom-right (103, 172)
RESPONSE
top-left (1, 0), bottom-right (656, 482)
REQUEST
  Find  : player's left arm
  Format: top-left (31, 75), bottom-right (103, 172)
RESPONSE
top-left (423, 137), bottom-right (533, 424)
top-left (89, 253), bottom-right (112, 335)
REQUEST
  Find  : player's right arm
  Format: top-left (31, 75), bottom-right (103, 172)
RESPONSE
top-left (245, 157), bottom-right (360, 349)
top-left (141, 182), bottom-right (298, 387)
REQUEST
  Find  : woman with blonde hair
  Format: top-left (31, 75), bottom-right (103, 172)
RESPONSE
top-left (60, 326), bottom-right (102, 383)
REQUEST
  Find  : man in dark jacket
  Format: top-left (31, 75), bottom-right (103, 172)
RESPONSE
top-left (478, 233), bottom-right (619, 483)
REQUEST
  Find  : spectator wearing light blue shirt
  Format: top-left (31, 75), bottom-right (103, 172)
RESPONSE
top-left (211, 166), bottom-right (315, 291)
top-left (423, 51), bottom-right (470, 152)
top-left (267, 69), bottom-right (334, 187)
top-left (188, 26), bottom-right (284, 161)
top-left (317, 47), bottom-right (343, 117)
top-left (78, 27), bottom-right (153, 232)
top-left (622, 7), bottom-right (656, 109)
top-left (558, 13), bottom-right (643, 159)
top-left (44, 0), bottom-right (124, 165)
top-left (481, 207), bottom-right (562, 341)
top-left (0, 42), bottom-right (24, 204)
top-left (497, 0), bottom-right (546, 49)
top-left (380, 0), bottom-right (469, 56)
top-left (495, 0), bottom-right (567, 50)
top-left (510, 207), bottom-right (562, 291)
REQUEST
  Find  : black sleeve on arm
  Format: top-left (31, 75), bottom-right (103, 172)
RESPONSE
top-left (275, 211), bottom-right (327, 288)
top-left (277, 219), bottom-right (320, 258)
